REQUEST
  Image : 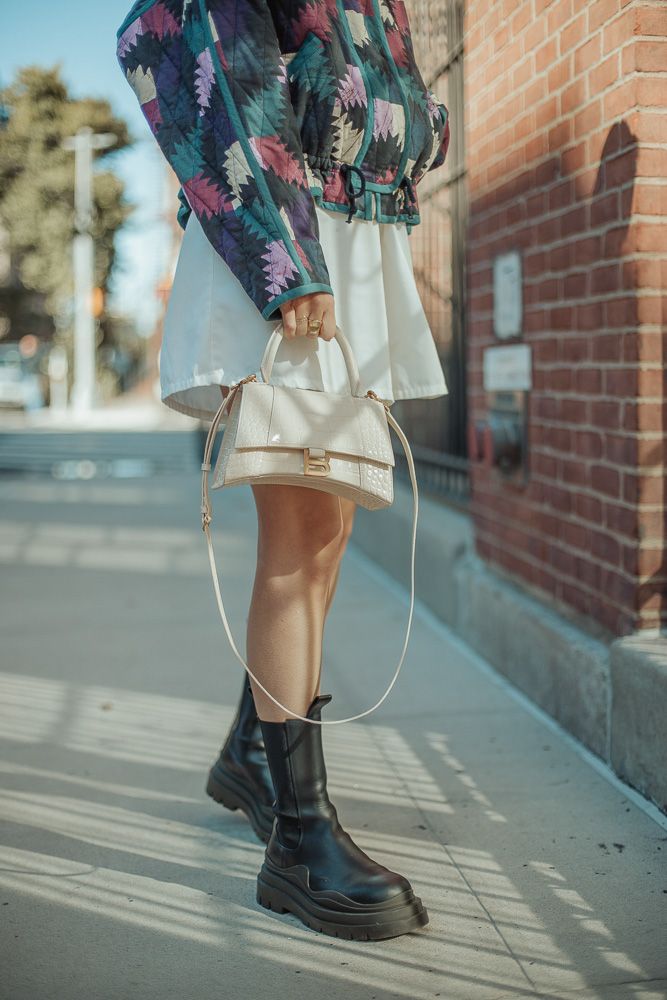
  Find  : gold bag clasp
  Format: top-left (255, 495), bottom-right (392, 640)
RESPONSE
top-left (304, 448), bottom-right (331, 477)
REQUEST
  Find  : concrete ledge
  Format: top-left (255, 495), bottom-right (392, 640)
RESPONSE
top-left (457, 559), bottom-right (610, 759)
top-left (610, 636), bottom-right (667, 812)
top-left (353, 482), bottom-right (473, 631)
top-left (353, 478), bottom-right (667, 811)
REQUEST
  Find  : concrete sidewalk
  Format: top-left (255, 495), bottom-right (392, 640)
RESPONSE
top-left (0, 470), bottom-right (665, 1000)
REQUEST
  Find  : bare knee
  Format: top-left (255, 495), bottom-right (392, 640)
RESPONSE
top-left (253, 485), bottom-right (345, 587)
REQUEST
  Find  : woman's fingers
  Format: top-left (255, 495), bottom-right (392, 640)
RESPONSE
top-left (279, 292), bottom-right (336, 340)
top-left (280, 304), bottom-right (298, 338)
top-left (319, 297), bottom-right (336, 342)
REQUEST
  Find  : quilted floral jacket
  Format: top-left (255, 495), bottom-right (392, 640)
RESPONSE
top-left (117, 0), bottom-right (450, 320)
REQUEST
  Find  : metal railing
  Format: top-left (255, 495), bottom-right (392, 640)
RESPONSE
top-left (396, 0), bottom-right (468, 504)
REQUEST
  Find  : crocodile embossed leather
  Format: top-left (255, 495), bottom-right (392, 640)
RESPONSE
top-left (206, 327), bottom-right (396, 511)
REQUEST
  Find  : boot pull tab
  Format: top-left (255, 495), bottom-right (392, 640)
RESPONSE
top-left (307, 694), bottom-right (333, 719)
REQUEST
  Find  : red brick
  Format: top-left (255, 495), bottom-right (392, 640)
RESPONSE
top-left (525, 17), bottom-right (547, 51)
top-left (574, 35), bottom-right (602, 77)
top-left (636, 546), bottom-right (664, 579)
top-left (575, 101), bottom-right (602, 140)
top-left (576, 301), bottom-right (604, 331)
top-left (550, 121), bottom-right (572, 154)
top-left (535, 395), bottom-right (558, 421)
top-left (591, 264), bottom-right (620, 295)
top-left (638, 368), bottom-right (664, 397)
top-left (602, 9), bottom-right (635, 56)
top-left (636, 403), bottom-right (664, 433)
top-left (562, 336), bottom-right (587, 362)
top-left (561, 398), bottom-right (589, 424)
top-left (574, 236), bottom-right (602, 268)
top-left (635, 6), bottom-right (667, 37)
top-left (637, 332), bottom-right (664, 364)
top-left (603, 80), bottom-right (636, 120)
top-left (535, 159), bottom-right (560, 187)
top-left (623, 544), bottom-right (638, 576)
top-left (548, 57), bottom-right (573, 94)
top-left (623, 472), bottom-right (664, 504)
top-left (605, 433), bottom-right (637, 465)
top-left (576, 369), bottom-right (602, 394)
top-left (573, 555), bottom-right (603, 591)
top-left (549, 368), bottom-right (573, 391)
top-left (590, 191), bottom-right (620, 227)
top-left (633, 40), bottom-right (667, 74)
top-left (637, 437), bottom-right (664, 468)
top-left (534, 339), bottom-right (559, 364)
top-left (603, 225), bottom-right (632, 258)
top-left (561, 13), bottom-right (588, 55)
top-left (564, 272), bottom-right (588, 299)
top-left (602, 569), bottom-right (637, 609)
top-left (606, 149), bottom-right (639, 188)
top-left (536, 453), bottom-right (558, 479)
top-left (606, 297), bottom-right (637, 330)
top-left (511, 4), bottom-right (532, 37)
top-left (605, 368), bottom-right (637, 397)
top-left (592, 400), bottom-right (621, 429)
top-left (590, 55), bottom-right (620, 96)
top-left (561, 140), bottom-right (588, 174)
top-left (550, 244), bottom-right (572, 272)
top-left (551, 180), bottom-right (577, 213)
top-left (548, 542), bottom-right (574, 574)
top-left (606, 502), bottom-right (637, 538)
top-left (589, 0), bottom-right (621, 33)
top-left (592, 528), bottom-right (621, 564)
top-left (575, 491), bottom-right (603, 523)
top-left (548, 0), bottom-right (573, 34)
top-left (638, 509), bottom-right (666, 539)
top-left (562, 459), bottom-right (589, 486)
top-left (513, 58), bottom-right (533, 91)
top-left (635, 149), bottom-right (667, 181)
top-left (630, 113), bottom-right (667, 146)
top-left (549, 428), bottom-right (573, 454)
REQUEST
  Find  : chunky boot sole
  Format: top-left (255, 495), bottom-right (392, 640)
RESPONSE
top-left (206, 765), bottom-right (274, 844)
top-left (257, 859), bottom-right (429, 940)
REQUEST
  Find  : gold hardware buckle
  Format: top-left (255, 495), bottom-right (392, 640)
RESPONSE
top-left (304, 449), bottom-right (331, 477)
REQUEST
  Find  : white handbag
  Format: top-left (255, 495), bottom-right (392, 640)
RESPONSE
top-left (200, 326), bottom-right (419, 725)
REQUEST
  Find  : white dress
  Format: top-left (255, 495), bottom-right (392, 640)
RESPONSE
top-left (160, 205), bottom-right (448, 421)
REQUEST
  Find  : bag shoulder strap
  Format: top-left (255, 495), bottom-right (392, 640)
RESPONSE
top-left (200, 389), bottom-right (418, 727)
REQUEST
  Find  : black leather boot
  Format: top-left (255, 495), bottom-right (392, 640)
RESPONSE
top-left (206, 679), bottom-right (275, 843)
top-left (256, 695), bottom-right (429, 940)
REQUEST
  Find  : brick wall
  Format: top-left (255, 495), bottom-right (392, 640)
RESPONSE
top-left (464, 0), bottom-right (666, 636)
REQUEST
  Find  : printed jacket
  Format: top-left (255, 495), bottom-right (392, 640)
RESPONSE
top-left (117, 0), bottom-right (450, 320)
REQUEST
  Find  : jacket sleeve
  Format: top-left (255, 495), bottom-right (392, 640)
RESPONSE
top-left (117, 0), bottom-right (332, 320)
top-left (427, 94), bottom-right (450, 173)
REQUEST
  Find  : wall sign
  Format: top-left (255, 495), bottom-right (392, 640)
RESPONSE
top-left (483, 344), bottom-right (532, 392)
top-left (493, 250), bottom-right (522, 339)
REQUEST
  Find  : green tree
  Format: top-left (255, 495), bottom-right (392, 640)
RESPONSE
top-left (0, 65), bottom-right (132, 332)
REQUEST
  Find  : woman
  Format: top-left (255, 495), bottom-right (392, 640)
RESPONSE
top-left (118, 0), bottom-right (449, 940)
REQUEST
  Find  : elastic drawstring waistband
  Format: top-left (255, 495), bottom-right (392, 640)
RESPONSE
top-left (340, 163), bottom-right (367, 224)
top-left (400, 176), bottom-right (417, 217)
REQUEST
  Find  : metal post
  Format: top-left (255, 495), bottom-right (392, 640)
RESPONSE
top-left (62, 128), bottom-right (116, 415)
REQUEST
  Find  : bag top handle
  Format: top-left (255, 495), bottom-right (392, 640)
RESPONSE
top-left (260, 324), bottom-right (361, 397)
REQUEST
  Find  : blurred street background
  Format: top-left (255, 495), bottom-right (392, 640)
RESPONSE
top-left (1, 1), bottom-right (666, 998)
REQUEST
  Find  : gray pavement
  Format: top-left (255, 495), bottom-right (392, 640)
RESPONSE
top-left (1, 468), bottom-right (666, 1000)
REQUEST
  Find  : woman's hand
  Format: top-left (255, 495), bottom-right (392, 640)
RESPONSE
top-left (279, 291), bottom-right (336, 342)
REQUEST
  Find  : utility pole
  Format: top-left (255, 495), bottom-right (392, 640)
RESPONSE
top-left (62, 127), bottom-right (116, 415)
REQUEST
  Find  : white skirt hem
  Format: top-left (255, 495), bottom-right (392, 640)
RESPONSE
top-left (160, 207), bottom-right (448, 422)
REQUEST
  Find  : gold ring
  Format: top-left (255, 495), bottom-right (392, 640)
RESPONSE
top-left (308, 319), bottom-right (322, 333)
top-left (306, 330), bottom-right (319, 338)
top-left (296, 316), bottom-right (308, 324)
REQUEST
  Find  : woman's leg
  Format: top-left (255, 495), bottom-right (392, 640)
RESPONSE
top-left (208, 490), bottom-right (355, 836)
top-left (247, 484), bottom-right (347, 722)
top-left (324, 497), bottom-right (356, 619)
